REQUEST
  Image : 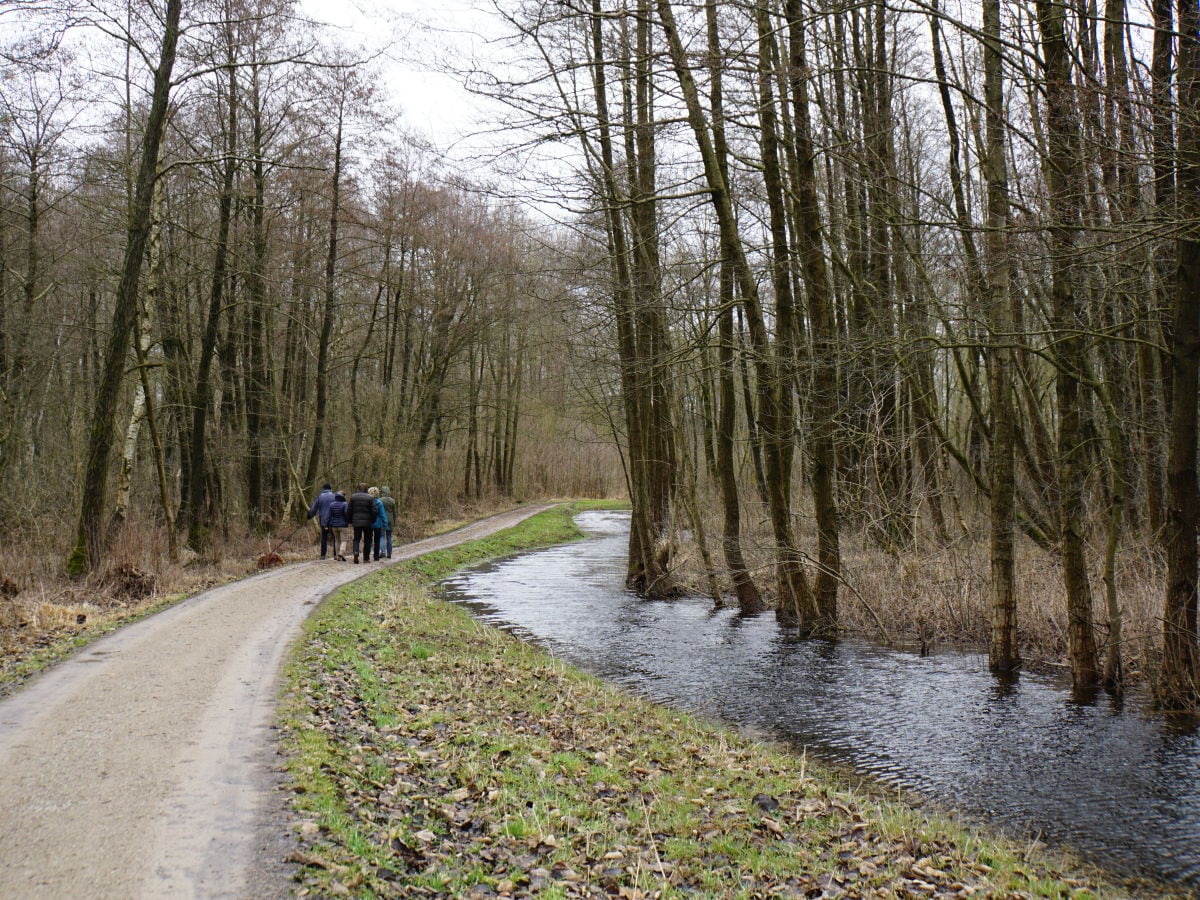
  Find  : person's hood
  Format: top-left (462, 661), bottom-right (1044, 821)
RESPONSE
top-left (381, 487), bottom-right (391, 497)
top-left (334, 492), bottom-right (346, 501)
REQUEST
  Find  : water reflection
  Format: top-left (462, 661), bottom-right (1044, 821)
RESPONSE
top-left (439, 510), bottom-right (1200, 885)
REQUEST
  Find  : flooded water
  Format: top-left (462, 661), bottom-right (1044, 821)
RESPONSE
top-left (439, 510), bottom-right (1200, 886)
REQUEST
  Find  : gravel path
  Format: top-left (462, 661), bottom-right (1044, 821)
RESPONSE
top-left (0, 504), bottom-right (555, 899)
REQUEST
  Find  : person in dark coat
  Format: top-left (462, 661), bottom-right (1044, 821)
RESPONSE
top-left (327, 491), bottom-right (349, 561)
top-left (306, 483), bottom-right (336, 560)
top-left (347, 483), bottom-right (376, 564)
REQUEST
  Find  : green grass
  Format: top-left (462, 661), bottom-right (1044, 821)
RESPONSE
top-left (277, 502), bottom-right (1172, 899)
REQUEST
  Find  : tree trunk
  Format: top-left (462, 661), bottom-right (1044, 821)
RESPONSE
top-left (705, 2), bottom-right (761, 611)
top-left (132, 279), bottom-right (178, 565)
top-left (66, 0), bottom-right (183, 575)
top-left (186, 43), bottom-right (237, 553)
top-left (656, 0), bottom-right (818, 625)
top-left (983, 0), bottom-right (1020, 673)
top-left (786, 0), bottom-right (840, 622)
top-left (303, 91), bottom-right (344, 495)
top-left (245, 60), bottom-right (275, 532)
top-left (590, 0), bottom-right (646, 588)
top-left (110, 322), bottom-right (149, 536)
top-left (753, 0), bottom-right (811, 626)
top-left (1148, 0), bottom-right (1176, 542)
top-left (629, 0), bottom-right (678, 595)
top-left (1161, 0), bottom-right (1200, 710)
top-left (1035, 0), bottom-right (1101, 688)
top-left (588, 0), bottom-right (675, 595)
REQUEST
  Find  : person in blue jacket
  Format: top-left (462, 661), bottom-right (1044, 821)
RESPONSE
top-left (306, 482), bottom-right (335, 560)
top-left (327, 491), bottom-right (349, 561)
top-left (368, 486), bottom-right (389, 562)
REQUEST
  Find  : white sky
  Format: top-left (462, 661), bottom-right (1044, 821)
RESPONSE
top-left (299, 0), bottom-right (506, 158)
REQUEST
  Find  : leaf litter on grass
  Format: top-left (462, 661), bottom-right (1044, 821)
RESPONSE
top-left (282, 561), bottom-right (1126, 899)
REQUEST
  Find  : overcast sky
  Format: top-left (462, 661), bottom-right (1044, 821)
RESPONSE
top-left (299, 0), bottom-right (505, 157)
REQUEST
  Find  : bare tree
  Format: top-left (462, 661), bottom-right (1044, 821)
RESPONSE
top-left (66, 0), bottom-right (183, 574)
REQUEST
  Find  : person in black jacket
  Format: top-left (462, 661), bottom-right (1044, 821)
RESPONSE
top-left (347, 483), bottom-right (376, 564)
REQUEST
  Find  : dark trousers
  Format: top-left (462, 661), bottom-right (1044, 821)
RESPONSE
top-left (371, 527), bottom-right (383, 559)
top-left (353, 525), bottom-right (373, 559)
top-left (319, 526), bottom-right (333, 559)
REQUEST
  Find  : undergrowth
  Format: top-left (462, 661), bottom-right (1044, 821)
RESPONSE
top-left (0, 496), bottom-right (548, 697)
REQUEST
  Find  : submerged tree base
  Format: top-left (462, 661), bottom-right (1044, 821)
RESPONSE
top-left (279, 507), bottom-right (1159, 898)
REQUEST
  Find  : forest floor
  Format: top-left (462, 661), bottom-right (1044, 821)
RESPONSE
top-left (281, 504), bottom-right (1184, 900)
top-left (0, 499), bottom-right (525, 698)
top-left (0, 503), bottom-right (554, 898)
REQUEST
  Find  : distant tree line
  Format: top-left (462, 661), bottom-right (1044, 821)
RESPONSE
top-left (0, 0), bottom-right (618, 575)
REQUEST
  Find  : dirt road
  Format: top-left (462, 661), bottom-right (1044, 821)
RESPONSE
top-left (0, 504), bottom-right (555, 899)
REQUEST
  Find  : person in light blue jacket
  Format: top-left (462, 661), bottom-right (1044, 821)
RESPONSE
top-left (368, 486), bottom-right (389, 562)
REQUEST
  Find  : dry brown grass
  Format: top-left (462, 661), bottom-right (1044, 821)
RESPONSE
top-left (0, 515), bottom-right (281, 674)
top-left (0, 490), bottom-right (540, 677)
top-left (670, 492), bottom-right (1167, 682)
top-left (837, 531), bottom-right (1165, 677)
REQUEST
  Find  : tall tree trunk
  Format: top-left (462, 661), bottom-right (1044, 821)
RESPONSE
top-left (588, 0), bottom-right (671, 594)
top-left (303, 92), bottom-right (344, 495)
top-left (656, 0), bottom-right (818, 624)
top-left (754, 0), bottom-right (811, 626)
top-left (704, 4), bottom-right (760, 610)
top-left (465, 345), bottom-right (482, 499)
top-left (66, 0), bottom-right (183, 575)
top-left (983, 0), bottom-right (1020, 673)
top-left (1161, 0), bottom-right (1200, 710)
top-left (1036, 0), bottom-right (1101, 689)
top-left (1095, 378), bottom-right (1127, 689)
top-left (700, 0), bottom-right (758, 614)
top-left (1148, 0), bottom-right (1176, 541)
top-left (132, 247), bottom-right (178, 565)
top-left (590, 0), bottom-right (645, 587)
top-left (864, 0), bottom-right (912, 552)
top-left (110, 310), bottom-right (151, 536)
top-left (627, 0), bottom-right (678, 596)
top-left (245, 61), bottom-right (273, 532)
top-left (717, 270), bottom-right (763, 613)
top-left (186, 41), bottom-right (237, 553)
top-left (786, 0), bottom-right (840, 622)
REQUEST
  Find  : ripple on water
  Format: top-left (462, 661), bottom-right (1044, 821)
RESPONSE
top-left (440, 510), bottom-right (1200, 886)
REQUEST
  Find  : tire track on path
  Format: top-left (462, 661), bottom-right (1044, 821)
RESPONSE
top-left (0, 503), bottom-right (556, 899)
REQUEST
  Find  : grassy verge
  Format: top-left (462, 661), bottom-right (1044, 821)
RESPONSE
top-left (278, 504), bottom-right (1153, 899)
top-left (0, 590), bottom-right (190, 699)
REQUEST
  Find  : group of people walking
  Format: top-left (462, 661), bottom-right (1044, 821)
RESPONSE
top-left (306, 483), bottom-right (396, 563)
